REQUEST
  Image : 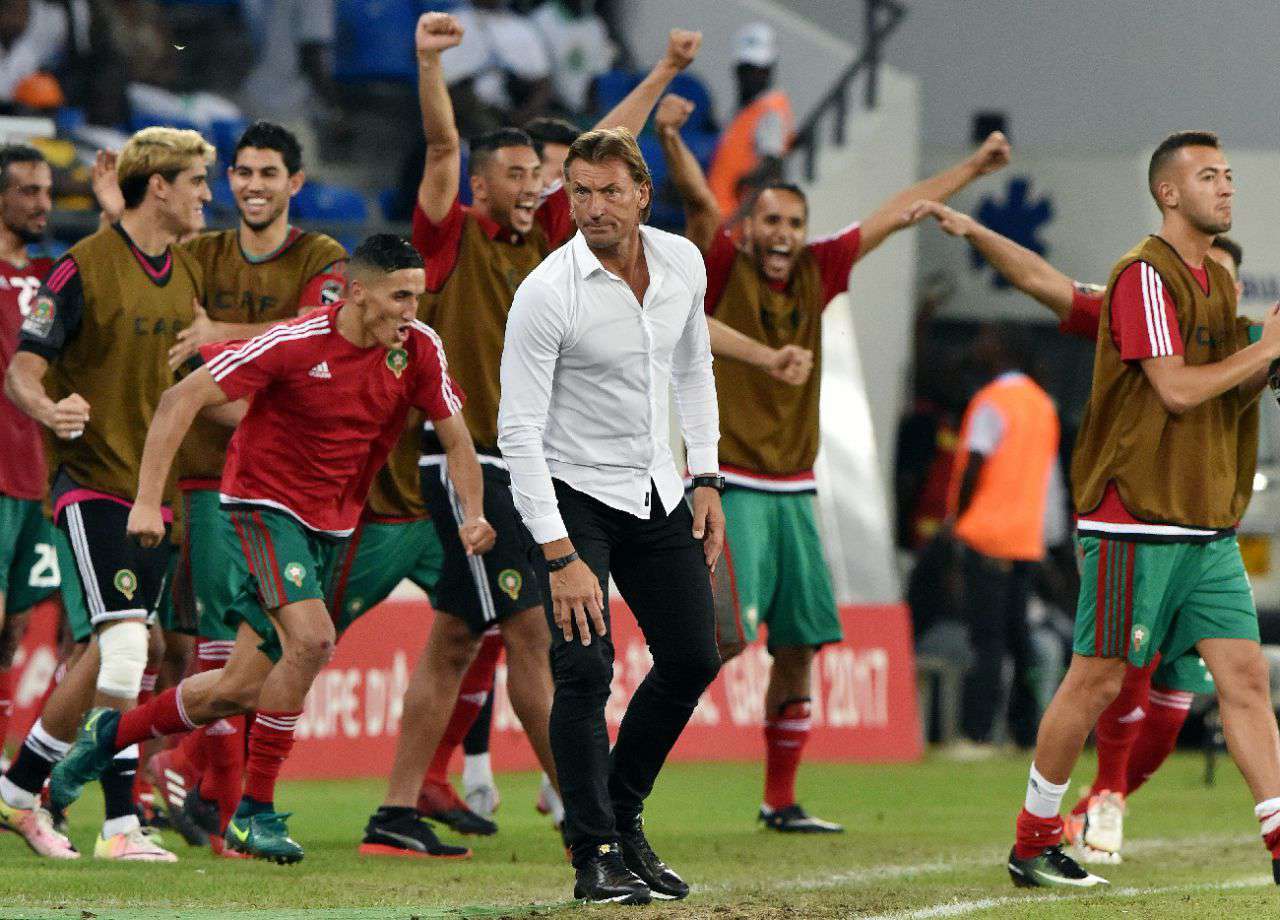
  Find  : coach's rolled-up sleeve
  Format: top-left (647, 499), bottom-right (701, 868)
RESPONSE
top-left (498, 277), bottom-right (569, 544)
top-left (671, 256), bottom-right (720, 476)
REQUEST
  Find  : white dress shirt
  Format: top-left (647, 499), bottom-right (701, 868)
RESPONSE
top-left (498, 227), bottom-right (720, 544)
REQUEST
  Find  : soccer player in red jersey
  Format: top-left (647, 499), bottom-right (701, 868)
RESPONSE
top-left (49, 234), bottom-right (493, 864)
top-left (909, 198), bottom-right (1246, 864)
top-left (0, 145), bottom-right (56, 766)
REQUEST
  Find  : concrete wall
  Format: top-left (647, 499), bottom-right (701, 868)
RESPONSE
top-left (778, 0), bottom-right (1280, 152)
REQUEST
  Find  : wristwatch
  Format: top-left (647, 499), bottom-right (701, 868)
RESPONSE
top-left (691, 474), bottom-right (726, 494)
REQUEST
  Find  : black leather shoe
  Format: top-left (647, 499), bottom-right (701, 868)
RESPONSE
top-left (619, 816), bottom-right (689, 900)
top-left (573, 842), bottom-right (651, 905)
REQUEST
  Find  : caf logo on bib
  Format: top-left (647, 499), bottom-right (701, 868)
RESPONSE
top-left (498, 569), bottom-right (522, 601)
top-left (284, 562), bottom-right (306, 588)
top-left (1131, 624), bottom-right (1149, 653)
top-left (113, 569), bottom-right (138, 601)
top-left (386, 348), bottom-right (409, 379)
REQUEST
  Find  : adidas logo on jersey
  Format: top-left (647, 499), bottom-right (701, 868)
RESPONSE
top-left (308, 362), bottom-right (332, 379)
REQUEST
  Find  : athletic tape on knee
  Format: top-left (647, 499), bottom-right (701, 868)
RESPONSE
top-left (96, 620), bottom-right (149, 698)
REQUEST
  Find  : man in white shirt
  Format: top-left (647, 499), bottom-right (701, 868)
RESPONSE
top-left (499, 126), bottom-right (724, 906)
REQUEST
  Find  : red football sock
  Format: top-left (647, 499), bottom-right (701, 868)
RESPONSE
top-left (424, 632), bottom-right (502, 786)
top-left (1123, 686), bottom-right (1192, 797)
top-left (173, 723), bottom-right (210, 777)
top-left (0, 668), bottom-right (12, 751)
top-left (1090, 661), bottom-right (1156, 796)
top-left (1257, 798), bottom-right (1280, 858)
top-left (115, 683), bottom-right (197, 750)
top-left (203, 715), bottom-right (246, 833)
top-left (1015, 807), bottom-right (1064, 860)
top-left (1068, 661), bottom-right (1156, 816)
top-left (763, 698), bottom-right (812, 811)
top-left (138, 667), bottom-right (160, 705)
top-left (242, 710), bottom-right (299, 805)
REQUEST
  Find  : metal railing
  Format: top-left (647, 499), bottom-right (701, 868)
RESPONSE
top-left (789, 0), bottom-right (907, 183)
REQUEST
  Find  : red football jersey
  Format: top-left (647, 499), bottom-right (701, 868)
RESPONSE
top-left (0, 255), bottom-right (53, 500)
top-left (202, 302), bottom-right (464, 536)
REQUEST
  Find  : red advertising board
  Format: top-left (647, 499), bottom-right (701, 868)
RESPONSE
top-left (7, 598), bottom-right (923, 776)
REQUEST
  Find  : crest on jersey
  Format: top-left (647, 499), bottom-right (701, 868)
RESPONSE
top-left (320, 279), bottom-right (343, 305)
top-left (1130, 624), bottom-right (1149, 653)
top-left (21, 295), bottom-right (55, 338)
top-left (498, 569), bottom-right (522, 601)
top-left (386, 348), bottom-right (409, 379)
top-left (284, 562), bottom-right (306, 588)
top-left (114, 569), bottom-right (138, 601)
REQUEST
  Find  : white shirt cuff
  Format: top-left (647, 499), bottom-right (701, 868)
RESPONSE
top-left (526, 511), bottom-right (570, 546)
top-left (685, 447), bottom-right (720, 477)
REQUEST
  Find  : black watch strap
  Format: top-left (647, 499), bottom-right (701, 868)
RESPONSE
top-left (692, 474), bottom-right (726, 493)
top-left (545, 550), bottom-right (580, 572)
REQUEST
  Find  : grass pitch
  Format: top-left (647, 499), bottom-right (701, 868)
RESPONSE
top-left (0, 753), bottom-right (1273, 919)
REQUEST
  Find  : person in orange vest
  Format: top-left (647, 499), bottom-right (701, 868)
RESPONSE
top-left (707, 22), bottom-right (794, 217)
top-left (946, 326), bottom-right (1060, 757)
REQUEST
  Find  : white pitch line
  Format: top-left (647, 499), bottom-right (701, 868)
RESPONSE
top-left (858, 875), bottom-right (1272, 920)
top-left (739, 831), bottom-right (1256, 894)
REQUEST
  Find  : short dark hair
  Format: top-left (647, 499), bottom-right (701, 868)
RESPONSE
top-left (1147, 130), bottom-right (1220, 204)
top-left (234, 121), bottom-right (303, 175)
top-left (0, 144), bottom-right (46, 192)
top-left (350, 233), bottom-right (423, 276)
top-left (469, 128), bottom-right (540, 173)
top-left (524, 117), bottom-right (579, 149)
top-left (750, 180), bottom-right (809, 218)
top-left (1211, 234), bottom-right (1243, 271)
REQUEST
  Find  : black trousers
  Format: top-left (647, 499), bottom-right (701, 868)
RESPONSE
top-left (959, 547), bottom-right (1038, 745)
top-left (533, 479), bottom-right (720, 863)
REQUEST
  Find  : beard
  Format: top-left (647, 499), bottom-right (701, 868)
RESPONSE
top-left (11, 223), bottom-right (45, 245)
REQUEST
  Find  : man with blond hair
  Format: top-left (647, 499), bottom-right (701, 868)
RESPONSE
top-left (0, 126), bottom-right (212, 862)
top-left (500, 126), bottom-right (723, 904)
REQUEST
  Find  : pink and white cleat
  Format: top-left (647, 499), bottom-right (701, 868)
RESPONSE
top-left (94, 826), bottom-right (178, 861)
top-left (0, 797), bottom-right (80, 859)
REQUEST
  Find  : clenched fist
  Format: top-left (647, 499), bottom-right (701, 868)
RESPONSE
top-left (416, 11), bottom-right (464, 61)
top-left (48, 393), bottom-right (90, 440)
top-left (663, 29), bottom-right (702, 72)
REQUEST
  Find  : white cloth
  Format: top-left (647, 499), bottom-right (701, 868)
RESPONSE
top-left (530, 2), bottom-right (615, 113)
top-left (444, 5), bottom-right (551, 110)
top-left (0, 0), bottom-right (67, 102)
top-left (964, 372), bottom-right (1027, 454)
top-left (498, 227), bottom-right (719, 544)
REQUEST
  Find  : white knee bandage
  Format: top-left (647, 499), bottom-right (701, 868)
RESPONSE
top-left (96, 620), bottom-right (149, 699)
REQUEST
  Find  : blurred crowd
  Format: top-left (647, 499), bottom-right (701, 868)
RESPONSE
top-left (0, 0), bottom-right (797, 244)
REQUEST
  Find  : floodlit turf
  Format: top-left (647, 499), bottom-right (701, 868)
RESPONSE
top-left (0, 752), bottom-right (1274, 918)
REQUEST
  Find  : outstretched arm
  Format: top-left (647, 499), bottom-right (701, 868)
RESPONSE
top-left (655, 94), bottom-right (721, 253)
top-left (905, 199), bottom-right (1076, 320)
top-left (128, 369), bottom-right (228, 546)
top-left (595, 29), bottom-right (701, 136)
top-left (858, 131), bottom-right (1011, 260)
top-left (708, 317), bottom-right (813, 387)
top-left (415, 12), bottom-right (465, 224)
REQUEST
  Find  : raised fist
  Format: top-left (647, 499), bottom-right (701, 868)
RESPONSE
top-left (663, 29), bottom-right (702, 71)
top-left (655, 94), bottom-right (695, 134)
top-left (416, 12), bottom-right (464, 59)
top-left (970, 131), bottom-right (1012, 176)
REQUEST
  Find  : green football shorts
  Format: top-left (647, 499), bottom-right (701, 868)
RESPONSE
top-left (718, 488), bottom-right (842, 651)
top-left (0, 495), bottom-right (60, 615)
top-left (326, 517), bottom-right (444, 633)
top-left (1073, 535), bottom-right (1257, 682)
top-left (223, 506), bottom-right (347, 663)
